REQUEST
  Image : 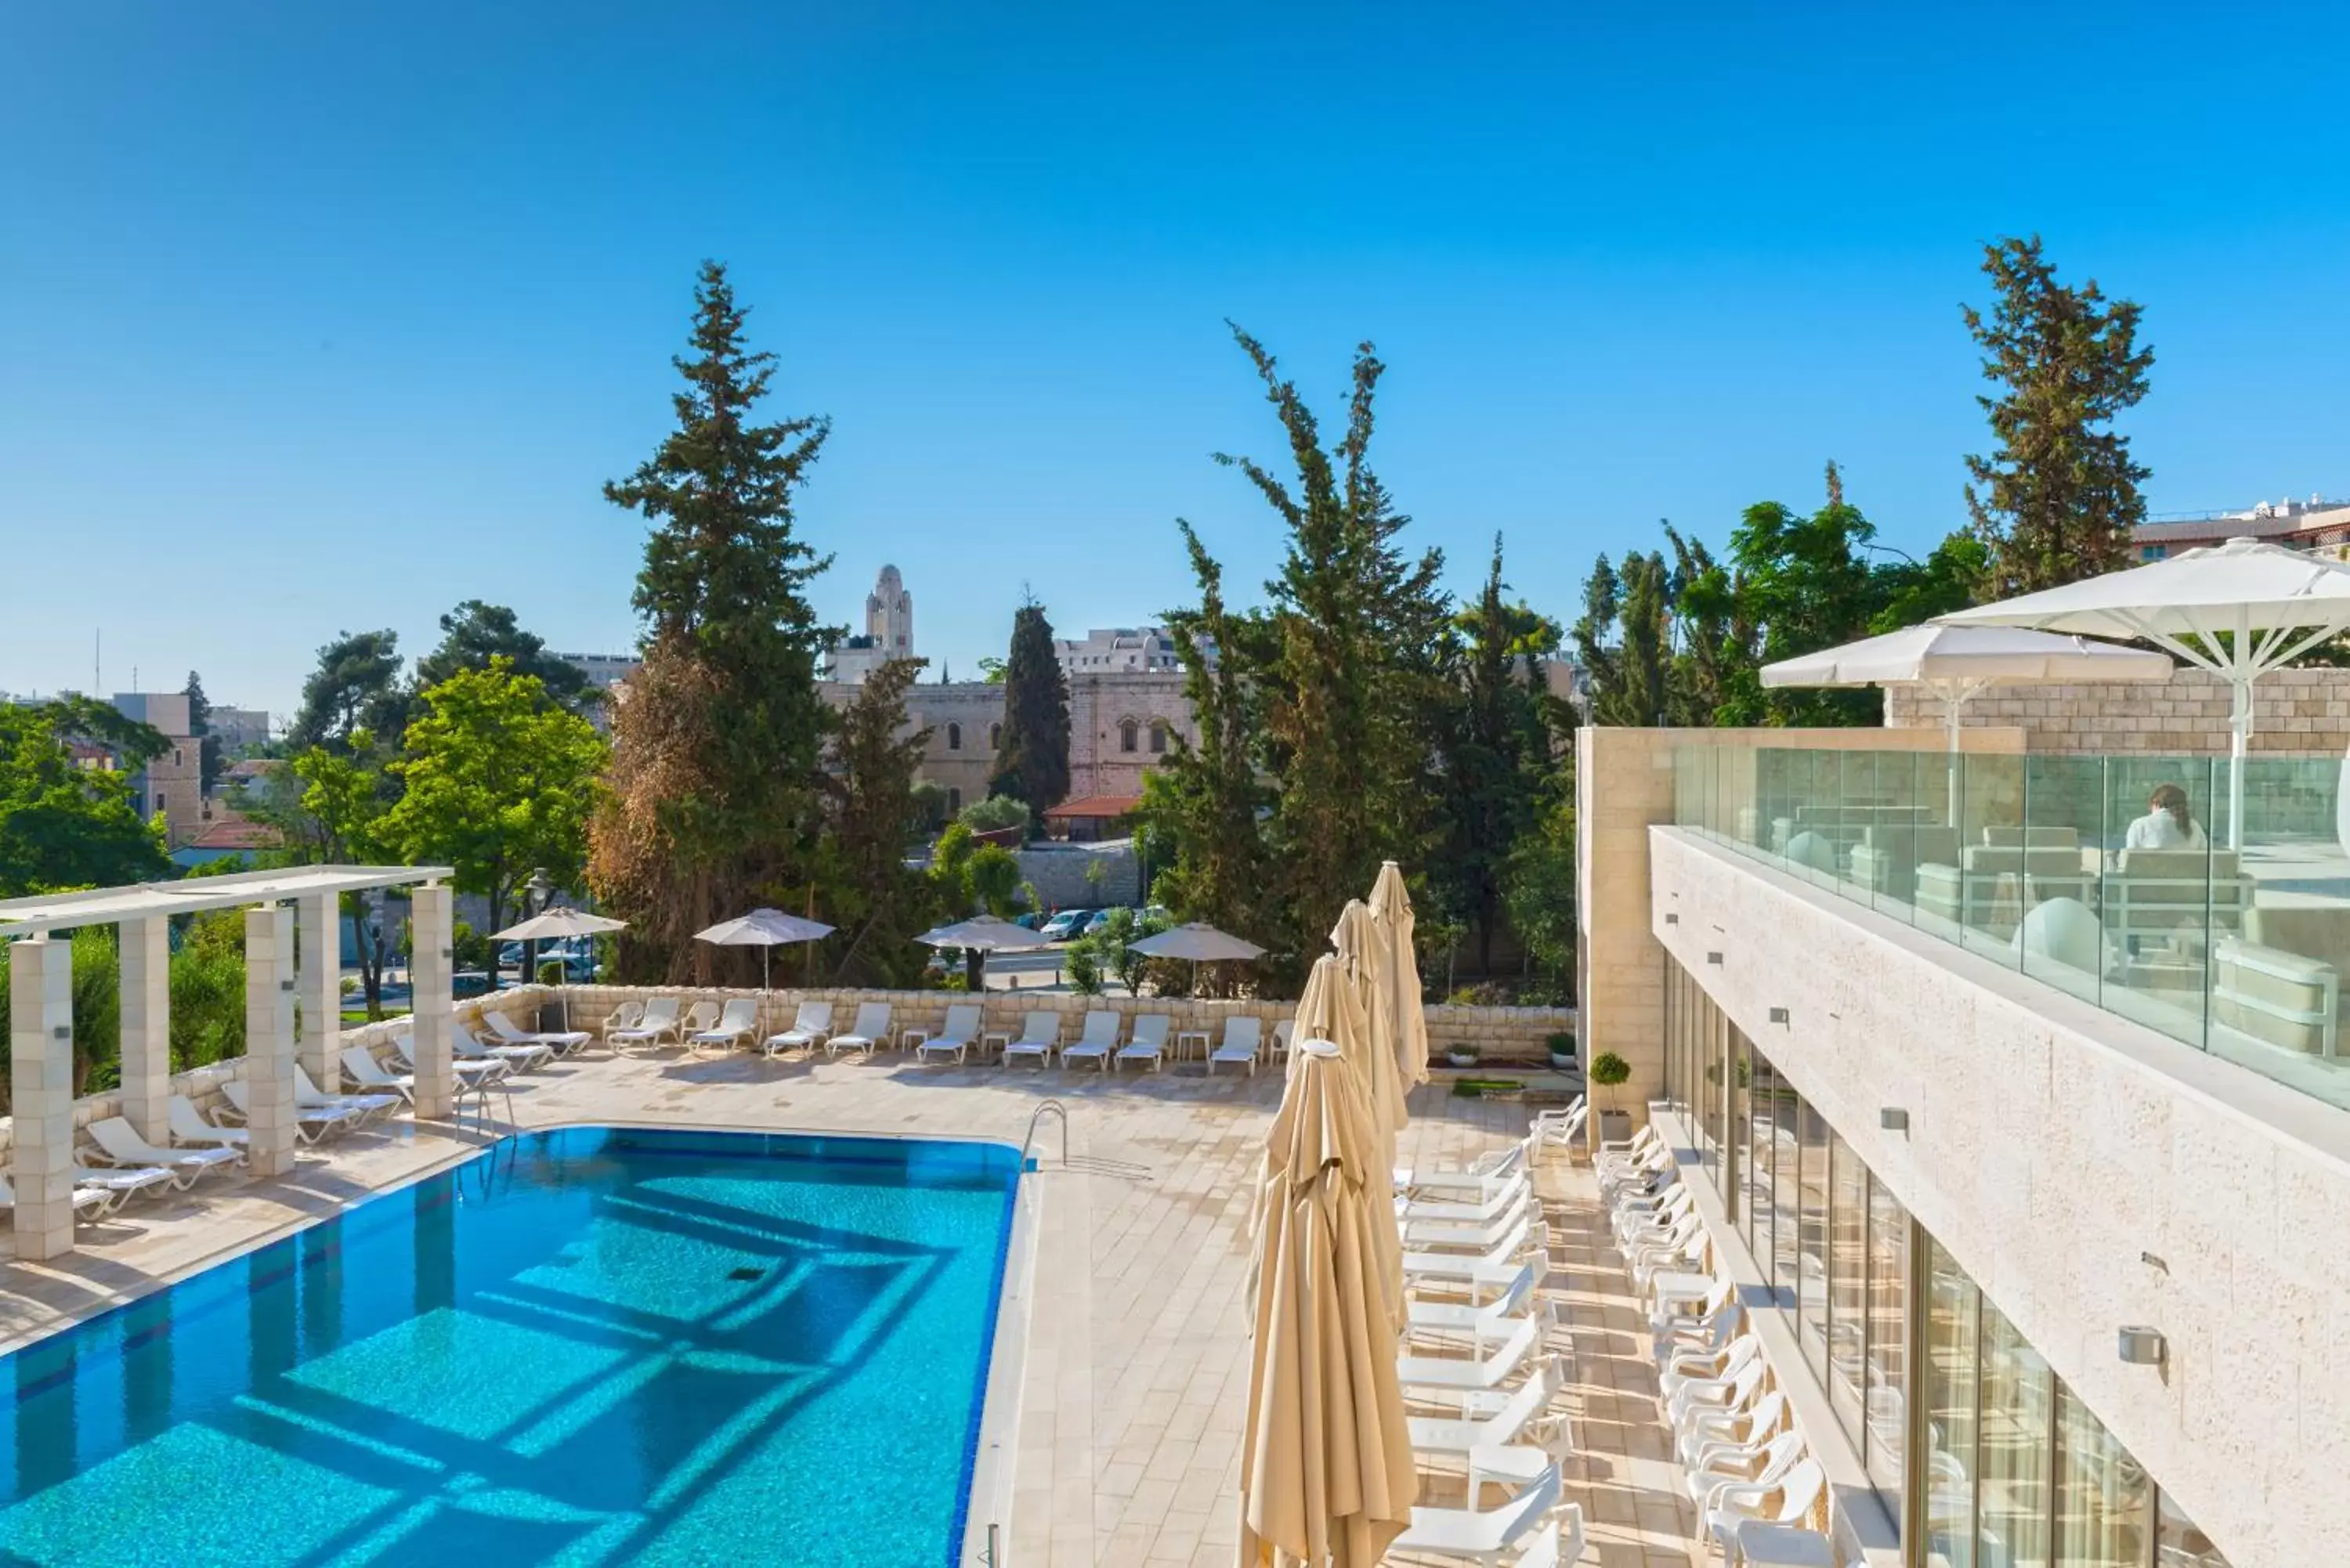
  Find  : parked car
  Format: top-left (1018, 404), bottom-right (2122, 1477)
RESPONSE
top-left (1013, 912), bottom-right (1044, 930)
top-left (1082, 907), bottom-right (1129, 936)
top-left (1039, 909), bottom-right (1094, 942)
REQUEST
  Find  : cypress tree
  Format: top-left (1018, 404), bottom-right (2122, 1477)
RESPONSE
top-left (1964, 235), bottom-right (2154, 595)
top-left (989, 602), bottom-right (1070, 826)
top-left (591, 261), bottom-right (841, 978)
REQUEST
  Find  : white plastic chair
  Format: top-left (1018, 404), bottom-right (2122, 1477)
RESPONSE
top-left (1003, 1010), bottom-right (1062, 1068)
top-left (608, 996), bottom-right (681, 1048)
top-left (1397, 1304), bottom-right (1553, 1393)
top-left (1206, 1015), bottom-right (1263, 1075)
top-left (166, 1096), bottom-right (247, 1150)
top-left (86, 1117), bottom-right (241, 1187)
top-left (342, 1046), bottom-right (416, 1104)
top-left (825, 1001), bottom-right (894, 1059)
top-left (1704, 1458), bottom-right (1825, 1559)
top-left (1407, 1353), bottom-right (1570, 1458)
top-left (1387, 1461), bottom-right (1564, 1563)
top-left (914, 1003), bottom-right (986, 1064)
top-left (764, 999), bottom-right (833, 1057)
top-left (1060, 1010), bottom-right (1120, 1071)
top-left (1115, 1013), bottom-right (1171, 1072)
top-left (1405, 1214), bottom-right (1548, 1284)
top-left (688, 998), bottom-right (759, 1053)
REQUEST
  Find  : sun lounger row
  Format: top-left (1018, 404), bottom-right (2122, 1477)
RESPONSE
top-left (598, 994), bottom-right (1298, 1072)
top-left (1390, 1102), bottom-right (1587, 1564)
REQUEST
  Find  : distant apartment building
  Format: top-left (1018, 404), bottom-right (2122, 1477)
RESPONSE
top-left (109, 692), bottom-right (204, 848)
top-left (206, 705), bottom-right (272, 753)
top-left (2132, 492), bottom-right (2350, 561)
top-left (1054, 625), bottom-right (1184, 677)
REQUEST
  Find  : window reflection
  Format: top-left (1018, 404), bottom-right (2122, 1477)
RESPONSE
top-left (1828, 1133), bottom-right (1868, 1443)
top-left (1978, 1302), bottom-right (2052, 1568)
top-left (1797, 1100), bottom-right (1830, 1378)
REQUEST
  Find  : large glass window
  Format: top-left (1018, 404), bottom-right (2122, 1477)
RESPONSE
top-left (2155, 1487), bottom-right (2232, 1567)
top-left (1828, 1133), bottom-right (1869, 1446)
top-left (1797, 1100), bottom-right (1829, 1378)
top-left (1864, 1175), bottom-right (1907, 1505)
top-left (1924, 1239), bottom-right (1979, 1568)
top-left (2055, 1385), bottom-right (2147, 1568)
top-left (1771, 1075), bottom-right (1802, 1293)
top-left (1744, 1049), bottom-right (1776, 1266)
top-left (1729, 1030), bottom-right (1752, 1226)
top-left (1979, 1300), bottom-right (2052, 1568)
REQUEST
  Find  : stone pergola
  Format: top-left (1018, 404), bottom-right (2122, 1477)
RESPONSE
top-left (0, 864), bottom-right (455, 1263)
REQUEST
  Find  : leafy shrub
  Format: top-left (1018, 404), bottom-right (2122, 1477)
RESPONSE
top-left (1066, 940), bottom-right (1104, 995)
top-left (1590, 1051), bottom-right (1630, 1086)
top-left (956, 794), bottom-right (1029, 835)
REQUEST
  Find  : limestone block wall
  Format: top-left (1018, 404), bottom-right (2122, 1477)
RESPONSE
top-left (1886, 664), bottom-right (2350, 754)
top-left (1650, 826), bottom-right (2350, 1567)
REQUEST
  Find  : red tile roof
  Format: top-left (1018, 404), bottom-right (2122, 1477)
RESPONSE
top-left (189, 818), bottom-right (283, 851)
top-left (1043, 793), bottom-right (1144, 819)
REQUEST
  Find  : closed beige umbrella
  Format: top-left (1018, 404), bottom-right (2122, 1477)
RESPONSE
top-left (1290, 951), bottom-right (1404, 1331)
top-left (1329, 902), bottom-right (1409, 1151)
top-left (1238, 1039), bottom-right (1418, 1568)
top-left (1368, 862), bottom-right (1431, 1093)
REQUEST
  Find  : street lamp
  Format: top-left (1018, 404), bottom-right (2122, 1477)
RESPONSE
top-left (520, 869), bottom-right (551, 988)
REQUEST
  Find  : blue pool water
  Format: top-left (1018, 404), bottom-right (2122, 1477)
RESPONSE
top-left (0, 1127), bottom-right (1021, 1567)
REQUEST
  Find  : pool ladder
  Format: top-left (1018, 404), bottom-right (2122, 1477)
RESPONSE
top-left (1018, 1100), bottom-right (1153, 1181)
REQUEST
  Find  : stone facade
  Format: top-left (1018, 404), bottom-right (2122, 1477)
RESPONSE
top-left (1885, 664), bottom-right (2350, 756)
top-left (1650, 826), bottom-right (2350, 1568)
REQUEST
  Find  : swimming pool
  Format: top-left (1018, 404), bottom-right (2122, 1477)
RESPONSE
top-left (0, 1125), bottom-right (1023, 1567)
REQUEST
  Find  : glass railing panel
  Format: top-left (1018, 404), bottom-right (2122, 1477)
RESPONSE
top-left (2215, 753), bottom-right (2350, 1111)
top-left (1943, 750), bottom-right (2024, 968)
top-left (1831, 750), bottom-right (1875, 907)
top-left (1855, 749), bottom-right (1925, 925)
top-left (2015, 753), bottom-right (2108, 1009)
top-left (2101, 754), bottom-right (2217, 1051)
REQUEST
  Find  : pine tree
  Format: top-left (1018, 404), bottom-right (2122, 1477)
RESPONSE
top-left (290, 631), bottom-right (410, 753)
top-left (183, 670), bottom-right (224, 793)
top-left (989, 602), bottom-right (1070, 825)
top-left (414, 601), bottom-right (595, 713)
top-left (1964, 235), bottom-right (2154, 595)
top-left (815, 658), bottom-right (937, 986)
top-left (591, 261), bottom-right (841, 979)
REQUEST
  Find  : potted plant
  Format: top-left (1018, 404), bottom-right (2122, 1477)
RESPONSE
top-left (1546, 1030), bottom-right (1577, 1072)
top-left (1444, 1042), bottom-right (1480, 1070)
top-left (1589, 1050), bottom-right (1632, 1142)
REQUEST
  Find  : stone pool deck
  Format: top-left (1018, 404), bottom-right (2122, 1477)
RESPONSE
top-left (0, 1047), bottom-right (1700, 1567)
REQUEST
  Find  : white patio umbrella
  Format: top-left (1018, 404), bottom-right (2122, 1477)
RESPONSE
top-left (916, 914), bottom-right (1047, 989)
top-left (1761, 623), bottom-right (2173, 822)
top-left (490, 907), bottom-right (627, 1034)
top-left (692, 908), bottom-right (835, 992)
top-left (1124, 919), bottom-right (1264, 999)
top-left (1237, 1038), bottom-right (1416, 1568)
top-left (1937, 537), bottom-right (2350, 847)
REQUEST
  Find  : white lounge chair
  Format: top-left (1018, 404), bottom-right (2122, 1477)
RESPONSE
top-left (167, 1096), bottom-right (248, 1150)
top-left (1405, 1215), bottom-right (1549, 1284)
top-left (1397, 1304), bottom-right (1553, 1393)
top-left (825, 1001), bottom-right (893, 1059)
top-left (1398, 1134), bottom-right (1531, 1196)
top-left (87, 1117), bottom-right (242, 1188)
top-left (458, 1024), bottom-right (554, 1072)
top-left (1401, 1172), bottom-right (1533, 1227)
top-left (689, 998), bottom-right (759, 1053)
top-left (71, 1163), bottom-right (177, 1205)
top-left (1002, 1010), bottom-right (1061, 1068)
top-left (487, 1010), bottom-right (591, 1056)
top-left (1271, 1018), bottom-right (1294, 1060)
top-left (1407, 1259), bottom-right (1542, 1335)
top-left (763, 999), bottom-right (833, 1057)
top-left (342, 1046), bottom-right (416, 1104)
top-left (1404, 1193), bottom-right (1544, 1252)
top-left (1206, 1016), bottom-right (1263, 1075)
top-left (223, 1078), bottom-right (361, 1143)
top-left (1387, 1460), bottom-right (1566, 1564)
top-left (396, 1033), bottom-right (510, 1086)
top-left (1407, 1353), bottom-right (1570, 1458)
top-left (295, 1064), bottom-right (400, 1124)
top-left (913, 1003), bottom-right (987, 1064)
top-left (1115, 1013), bottom-right (1172, 1073)
top-left (0, 1172), bottom-right (115, 1220)
top-left (1060, 1010), bottom-right (1119, 1071)
top-left (609, 996), bottom-right (682, 1049)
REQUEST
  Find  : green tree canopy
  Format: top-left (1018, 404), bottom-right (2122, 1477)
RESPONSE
top-left (0, 702), bottom-right (171, 896)
top-left (414, 601), bottom-right (595, 712)
top-left (382, 660), bottom-right (607, 938)
top-left (989, 602), bottom-right (1070, 826)
top-left (291, 630), bottom-right (411, 753)
top-left (183, 670), bottom-right (226, 794)
top-left (1964, 235), bottom-right (2154, 596)
top-left (591, 261), bottom-right (841, 978)
top-left (812, 657), bottom-right (936, 987)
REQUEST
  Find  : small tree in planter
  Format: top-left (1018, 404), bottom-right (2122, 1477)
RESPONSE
top-left (1444, 1042), bottom-right (1480, 1070)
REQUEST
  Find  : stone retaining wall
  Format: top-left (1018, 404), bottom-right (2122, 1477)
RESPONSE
top-left (1886, 664), bottom-right (2350, 755)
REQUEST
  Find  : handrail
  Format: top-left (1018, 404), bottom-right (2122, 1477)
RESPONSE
top-left (1021, 1100), bottom-right (1068, 1170)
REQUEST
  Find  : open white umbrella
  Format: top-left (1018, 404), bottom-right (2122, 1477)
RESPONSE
top-left (916, 914), bottom-right (1046, 990)
top-left (1126, 921), bottom-right (1266, 963)
top-left (693, 908), bottom-right (834, 992)
top-left (1237, 1038), bottom-right (1416, 1568)
top-left (1936, 537), bottom-right (2350, 846)
top-left (1761, 623), bottom-right (2173, 822)
top-left (491, 907), bottom-right (627, 1032)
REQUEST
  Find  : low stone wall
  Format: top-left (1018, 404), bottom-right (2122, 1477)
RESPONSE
top-left (1886, 664), bottom-right (2350, 755)
top-left (557, 985), bottom-right (1574, 1063)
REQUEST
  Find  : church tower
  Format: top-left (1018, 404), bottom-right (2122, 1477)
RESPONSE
top-left (867, 564), bottom-right (913, 655)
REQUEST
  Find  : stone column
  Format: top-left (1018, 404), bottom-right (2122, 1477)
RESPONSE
top-left (244, 903), bottom-right (299, 1177)
top-left (296, 892), bottom-right (340, 1093)
top-left (118, 914), bottom-right (173, 1145)
top-left (410, 883), bottom-right (455, 1118)
top-left (9, 935), bottom-right (78, 1261)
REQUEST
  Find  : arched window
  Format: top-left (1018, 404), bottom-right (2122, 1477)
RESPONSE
top-left (1119, 720), bottom-right (1139, 753)
top-left (947, 722), bottom-right (963, 751)
top-left (1148, 723), bottom-right (1167, 754)
top-left (948, 787), bottom-right (962, 813)
top-left (989, 722), bottom-right (1003, 750)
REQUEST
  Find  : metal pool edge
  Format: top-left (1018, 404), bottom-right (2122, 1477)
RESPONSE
top-left (960, 1163), bottom-right (1042, 1567)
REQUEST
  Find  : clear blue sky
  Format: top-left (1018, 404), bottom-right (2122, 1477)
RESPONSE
top-left (5, 3), bottom-right (2346, 718)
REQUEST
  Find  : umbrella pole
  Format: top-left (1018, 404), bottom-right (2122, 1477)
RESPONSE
top-left (2229, 677), bottom-right (2251, 850)
top-left (1946, 685), bottom-right (1962, 829)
